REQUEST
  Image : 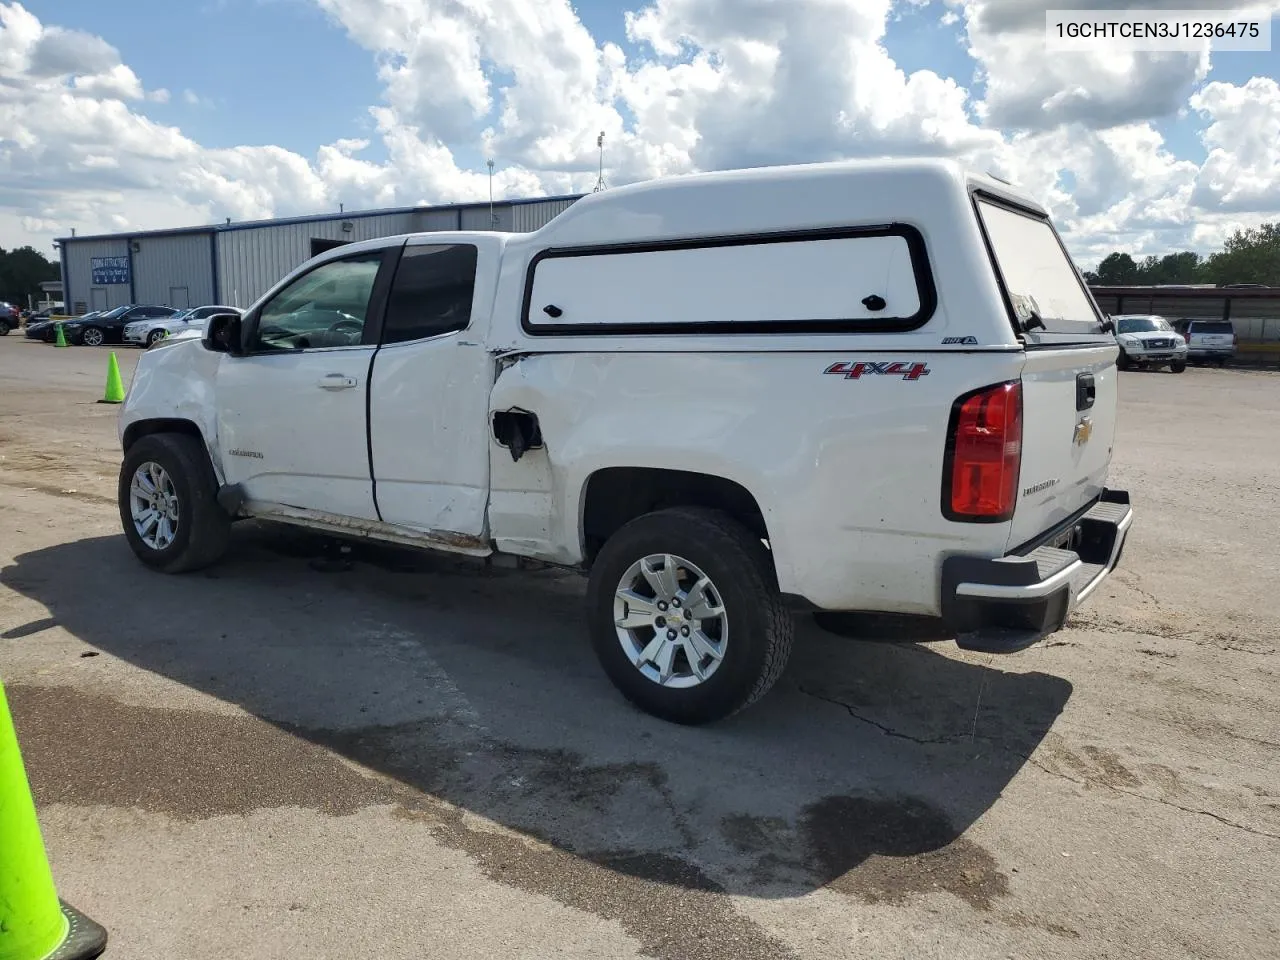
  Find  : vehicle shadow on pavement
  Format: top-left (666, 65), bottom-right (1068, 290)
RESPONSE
top-left (2, 524), bottom-right (1071, 922)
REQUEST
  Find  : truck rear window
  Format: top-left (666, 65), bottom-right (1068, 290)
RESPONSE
top-left (976, 198), bottom-right (1104, 337)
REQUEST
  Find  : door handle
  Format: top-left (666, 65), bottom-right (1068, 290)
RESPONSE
top-left (317, 374), bottom-right (358, 391)
top-left (1075, 372), bottom-right (1096, 411)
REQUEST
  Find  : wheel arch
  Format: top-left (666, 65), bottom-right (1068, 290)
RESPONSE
top-left (579, 467), bottom-right (774, 569)
top-left (122, 417), bottom-right (208, 456)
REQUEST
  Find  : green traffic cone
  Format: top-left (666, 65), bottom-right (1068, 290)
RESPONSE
top-left (54, 323), bottom-right (68, 348)
top-left (0, 681), bottom-right (107, 960)
top-left (99, 353), bottom-right (125, 405)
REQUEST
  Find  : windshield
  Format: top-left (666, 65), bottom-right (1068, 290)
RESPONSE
top-left (171, 309), bottom-right (195, 321)
top-left (100, 306), bottom-right (130, 319)
top-left (976, 198), bottom-right (1103, 337)
top-left (1116, 316), bottom-right (1171, 334)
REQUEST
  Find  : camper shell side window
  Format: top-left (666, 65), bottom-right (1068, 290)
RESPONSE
top-left (521, 225), bottom-right (938, 336)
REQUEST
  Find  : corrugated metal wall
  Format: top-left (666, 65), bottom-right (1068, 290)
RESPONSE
top-left (216, 212), bottom-right (420, 307)
top-left (461, 205), bottom-right (512, 231)
top-left (512, 198), bottom-right (577, 232)
top-left (64, 238), bottom-right (131, 314)
top-left (133, 232), bottom-right (215, 308)
top-left (419, 209), bottom-right (461, 231)
top-left (59, 197), bottom-right (584, 316)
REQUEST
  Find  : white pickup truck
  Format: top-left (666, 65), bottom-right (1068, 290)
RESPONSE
top-left (117, 159), bottom-right (1133, 724)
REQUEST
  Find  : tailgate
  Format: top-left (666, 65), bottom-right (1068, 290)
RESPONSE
top-left (1010, 345), bottom-right (1117, 547)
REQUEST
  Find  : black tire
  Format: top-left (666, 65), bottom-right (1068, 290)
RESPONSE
top-left (586, 507), bottom-right (794, 725)
top-left (79, 326), bottom-right (105, 347)
top-left (1117, 351), bottom-right (1131, 371)
top-left (1171, 360), bottom-right (1186, 373)
top-left (118, 433), bottom-right (231, 574)
top-left (0, 319), bottom-right (10, 336)
top-left (145, 329), bottom-right (166, 348)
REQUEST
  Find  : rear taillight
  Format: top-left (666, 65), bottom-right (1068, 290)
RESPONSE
top-left (943, 381), bottom-right (1023, 523)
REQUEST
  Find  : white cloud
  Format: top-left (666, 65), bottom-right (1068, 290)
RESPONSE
top-left (945, 0), bottom-right (1217, 130)
top-left (1191, 77), bottom-right (1280, 213)
top-left (0, 0), bottom-right (1277, 273)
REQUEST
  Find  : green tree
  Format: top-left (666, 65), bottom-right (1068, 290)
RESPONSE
top-left (0, 246), bottom-right (60, 307)
top-left (1093, 252), bottom-right (1140, 285)
top-left (1199, 223), bottom-right (1280, 286)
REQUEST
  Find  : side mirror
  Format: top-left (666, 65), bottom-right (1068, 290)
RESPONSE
top-left (203, 313), bottom-right (243, 355)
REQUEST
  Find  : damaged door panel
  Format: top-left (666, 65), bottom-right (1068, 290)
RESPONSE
top-left (492, 409), bottom-right (543, 462)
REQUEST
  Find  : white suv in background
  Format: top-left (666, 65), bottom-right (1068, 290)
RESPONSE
top-left (1113, 314), bottom-right (1187, 373)
top-left (124, 305), bottom-right (242, 348)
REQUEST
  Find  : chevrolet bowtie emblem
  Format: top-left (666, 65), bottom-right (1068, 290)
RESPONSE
top-left (1073, 417), bottom-right (1094, 446)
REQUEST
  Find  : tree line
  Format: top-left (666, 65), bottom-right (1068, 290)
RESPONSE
top-left (1084, 222), bottom-right (1280, 287)
top-left (0, 246), bottom-right (60, 307)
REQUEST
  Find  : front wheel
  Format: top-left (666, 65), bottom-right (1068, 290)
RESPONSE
top-left (80, 326), bottom-right (105, 347)
top-left (1171, 360), bottom-right (1186, 373)
top-left (586, 507), bottom-right (795, 725)
top-left (1117, 351), bottom-right (1132, 371)
top-left (118, 433), bottom-right (231, 573)
top-left (0, 319), bottom-right (10, 336)
top-left (145, 329), bottom-right (167, 348)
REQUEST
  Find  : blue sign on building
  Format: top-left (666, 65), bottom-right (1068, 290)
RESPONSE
top-left (90, 256), bottom-right (131, 286)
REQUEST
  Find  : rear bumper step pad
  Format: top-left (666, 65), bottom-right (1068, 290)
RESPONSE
top-left (941, 489), bottom-right (1133, 654)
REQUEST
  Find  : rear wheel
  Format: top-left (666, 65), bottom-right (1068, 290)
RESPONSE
top-left (118, 433), bottom-right (231, 573)
top-left (0, 318), bottom-right (10, 336)
top-left (586, 507), bottom-right (794, 725)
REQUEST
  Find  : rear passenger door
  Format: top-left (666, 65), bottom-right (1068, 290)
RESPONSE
top-left (368, 237), bottom-right (497, 542)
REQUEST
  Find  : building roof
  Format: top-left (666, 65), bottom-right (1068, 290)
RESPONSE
top-left (1090, 285), bottom-right (1279, 299)
top-left (56, 193), bottom-right (585, 245)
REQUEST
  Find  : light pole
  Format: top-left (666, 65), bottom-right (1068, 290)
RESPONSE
top-left (593, 132), bottom-right (607, 193)
top-left (487, 159), bottom-right (497, 228)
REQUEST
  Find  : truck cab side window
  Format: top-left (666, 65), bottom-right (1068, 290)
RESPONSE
top-left (381, 244), bottom-right (479, 344)
top-left (251, 254), bottom-right (382, 352)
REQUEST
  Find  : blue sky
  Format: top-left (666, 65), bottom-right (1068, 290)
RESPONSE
top-left (28, 0), bottom-right (1274, 166)
top-left (4, 0), bottom-right (1280, 264)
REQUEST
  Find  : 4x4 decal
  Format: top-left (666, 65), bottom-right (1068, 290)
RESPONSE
top-left (824, 361), bottom-right (931, 381)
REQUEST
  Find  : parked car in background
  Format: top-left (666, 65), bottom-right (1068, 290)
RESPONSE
top-left (1113, 315), bottom-right (1187, 372)
top-left (27, 305), bottom-right (65, 323)
top-left (27, 311), bottom-right (101, 342)
top-left (0, 301), bottom-right (18, 336)
top-left (62, 304), bottom-right (178, 346)
top-left (124, 305), bottom-right (243, 348)
top-left (1173, 318), bottom-right (1237, 366)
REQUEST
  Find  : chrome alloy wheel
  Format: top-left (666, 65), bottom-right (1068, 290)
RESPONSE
top-left (81, 327), bottom-right (104, 346)
top-left (613, 553), bottom-right (728, 688)
top-left (129, 461), bottom-right (180, 550)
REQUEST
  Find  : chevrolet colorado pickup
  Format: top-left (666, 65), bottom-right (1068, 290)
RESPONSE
top-left (117, 158), bottom-right (1133, 724)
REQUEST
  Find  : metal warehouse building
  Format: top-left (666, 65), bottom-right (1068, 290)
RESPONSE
top-left (56, 195), bottom-right (582, 316)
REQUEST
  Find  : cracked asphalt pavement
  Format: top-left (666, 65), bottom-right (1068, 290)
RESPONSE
top-left (1, 339), bottom-right (1277, 959)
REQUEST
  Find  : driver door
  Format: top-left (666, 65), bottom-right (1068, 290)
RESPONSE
top-left (215, 245), bottom-right (400, 522)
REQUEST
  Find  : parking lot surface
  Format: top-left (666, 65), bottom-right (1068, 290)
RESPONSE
top-left (1, 338), bottom-right (1277, 960)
